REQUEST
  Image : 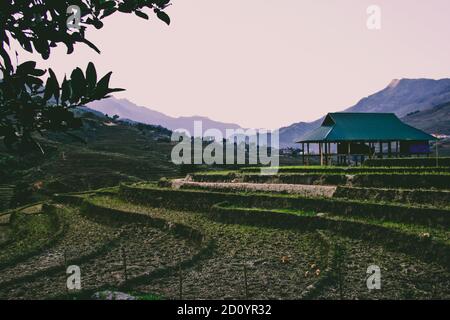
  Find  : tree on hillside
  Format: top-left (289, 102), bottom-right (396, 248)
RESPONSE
top-left (0, 0), bottom-right (171, 153)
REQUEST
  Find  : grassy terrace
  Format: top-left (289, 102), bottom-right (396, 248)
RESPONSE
top-left (120, 185), bottom-right (450, 265)
top-left (91, 191), bottom-right (449, 299)
top-left (0, 204), bottom-right (61, 269)
top-left (1, 184), bottom-right (448, 299)
top-left (64, 194), bottom-right (330, 299)
top-left (0, 198), bottom-right (202, 299)
top-left (213, 204), bottom-right (449, 244)
top-left (364, 157), bottom-right (450, 167)
top-left (188, 171), bottom-right (450, 189)
top-left (240, 166), bottom-right (450, 174)
top-left (123, 184), bottom-right (450, 227)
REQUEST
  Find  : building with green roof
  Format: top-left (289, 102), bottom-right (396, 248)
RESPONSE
top-left (296, 113), bottom-right (437, 165)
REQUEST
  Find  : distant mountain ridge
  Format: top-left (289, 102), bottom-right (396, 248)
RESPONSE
top-left (87, 97), bottom-right (244, 137)
top-left (87, 78), bottom-right (450, 147)
top-left (279, 78), bottom-right (450, 147)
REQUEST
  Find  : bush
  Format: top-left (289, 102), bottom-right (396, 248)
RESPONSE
top-left (9, 182), bottom-right (33, 207)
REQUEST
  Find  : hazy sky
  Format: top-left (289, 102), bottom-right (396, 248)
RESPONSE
top-left (15, 0), bottom-right (450, 129)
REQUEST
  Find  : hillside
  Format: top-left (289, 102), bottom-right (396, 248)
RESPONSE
top-left (88, 97), bottom-right (244, 137)
top-left (280, 78), bottom-right (450, 147)
top-left (0, 110), bottom-right (180, 207)
top-left (402, 101), bottom-right (450, 135)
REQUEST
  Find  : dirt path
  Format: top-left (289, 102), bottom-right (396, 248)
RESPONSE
top-left (171, 179), bottom-right (337, 198)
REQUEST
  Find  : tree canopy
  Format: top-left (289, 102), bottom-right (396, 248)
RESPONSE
top-left (0, 0), bottom-right (171, 152)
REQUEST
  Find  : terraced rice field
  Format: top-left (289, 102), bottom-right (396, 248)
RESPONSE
top-left (0, 165), bottom-right (449, 299)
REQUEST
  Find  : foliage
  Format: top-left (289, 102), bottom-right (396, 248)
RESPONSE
top-left (10, 182), bottom-right (33, 207)
top-left (0, 0), bottom-right (171, 152)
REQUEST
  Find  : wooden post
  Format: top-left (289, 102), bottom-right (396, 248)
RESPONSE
top-left (379, 142), bottom-right (383, 159)
top-left (388, 142), bottom-right (392, 158)
top-left (436, 139), bottom-right (439, 167)
top-left (306, 143), bottom-right (310, 166)
top-left (64, 249), bottom-right (68, 295)
top-left (244, 264), bottom-right (249, 299)
top-left (347, 142), bottom-right (351, 165)
top-left (396, 141), bottom-right (399, 157)
top-left (179, 265), bottom-right (183, 300)
top-left (302, 143), bottom-right (305, 165)
top-left (328, 143), bottom-right (332, 166)
top-left (63, 249), bottom-right (67, 269)
top-left (122, 247), bottom-right (127, 282)
top-left (324, 142), bottom-right (328, 166)
top-left (320, 143), bottom-right (324, 166)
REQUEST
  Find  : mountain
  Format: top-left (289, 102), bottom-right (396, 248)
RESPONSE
top-left (402, 101), bottom-right (450, 135)
top-left (87, 97), bottom-right (243, 138)
top-left (279, 78), bottom-right (450, 147)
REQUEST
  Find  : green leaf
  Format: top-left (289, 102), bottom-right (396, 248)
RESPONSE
top-left (48, 69), bottom-right (60, 102)
top-left (95, 71), bottom-right (113, 99)
top-left (70, 67), bottom-right (86, 103)
top-left (17, 61), bottom-right (36, 74)
top-left (43, 68), bottom-right (59, 102)
top-left (86, 62), bottom-right (97, 94)
top-left (135, 10), bottom-right (149, 20)
top-left (61, 77), bottom-right (71, 103)
top-left (155, 10), bottom-right (170, 25)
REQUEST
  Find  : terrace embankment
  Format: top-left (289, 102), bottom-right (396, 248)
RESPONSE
top-left (0, 195), bottom-right (212, 299)
top-left (188, 172), bottom-right (450, 189)
top-left (118, 184), bottom-right (450, 299)
top-left (334, 186), bottom-right (450, 209)
top-left (74, 195), bottom-right (331, 299)
top-left (122, 184), bottom-right (450, 228)
top-left (2, 161), bottom-right (450, 299)
top-left (170, 179), bottom-right (337, 198)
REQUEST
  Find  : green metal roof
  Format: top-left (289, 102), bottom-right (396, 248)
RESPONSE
top-left (296, 113), bottom-right (437, 143)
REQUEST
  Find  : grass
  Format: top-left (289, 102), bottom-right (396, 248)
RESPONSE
top-left (82, 194), bottom-right (329, 299)
top-left (188, 171), bottom-right (450, 190)
top-left (240, 165), bottom-right (450, 174)
top-left (213, 202), bottom-right (450, 246)
top-left (121, 184), bottom-right (450, 228)
top-left (0, 208), bottom-right (61, 268)
top-left (83, 193), bottom-right (450, 299)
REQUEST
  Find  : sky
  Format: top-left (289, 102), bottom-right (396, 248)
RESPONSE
top-left (13, 0), bottom-right (450, 129)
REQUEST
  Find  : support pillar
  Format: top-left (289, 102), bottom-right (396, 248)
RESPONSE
top-left (379, 142), bottom-right (383, 159)
top-left (302, 143), bottom-right (305, 165)
top-left (320, 143), bottom-right (324, 166)
top-left (307, 143), bottom-right (310, 166)
top-left (347, 142), bottom-right (351, 166)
